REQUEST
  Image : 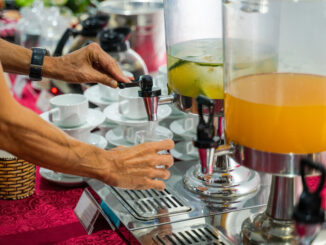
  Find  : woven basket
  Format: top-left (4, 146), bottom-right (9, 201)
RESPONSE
top-left (0, 150), bottom-right (35, 200)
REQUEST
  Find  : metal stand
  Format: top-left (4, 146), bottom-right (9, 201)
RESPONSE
top-left (242, 176), bottom-right (301, 244)
top-left (180, 96), bottom-right (260, 200)
top-left (184, 156), bottom-right (260, 199)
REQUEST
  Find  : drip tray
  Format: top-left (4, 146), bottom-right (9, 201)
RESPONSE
top-left (153, 224), bottom-right (230, 245)
top-left (110, 187), bottom-right (192, 220)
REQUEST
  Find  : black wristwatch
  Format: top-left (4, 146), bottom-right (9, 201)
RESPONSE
top-left (29, 48), bottom-right (50, 81)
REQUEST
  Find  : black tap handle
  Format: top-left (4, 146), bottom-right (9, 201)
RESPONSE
top-left (117, 75), bottom-right (152, 89)
top-left (118, 76), bottom-right (161, 97)
top-left (293, 158), bottom-right (325, 224)
top-left (301, 158), bottom-right (326, 197)
top-left (139, 75), bottom-right (153, 91)
top-left (117, 81), bottom-right (139, 89)
top-left (194, 95), bottom-right (219, 148)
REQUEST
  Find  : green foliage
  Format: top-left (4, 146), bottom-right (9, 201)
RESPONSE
top-left (15, 0), bottom-right (90, 13)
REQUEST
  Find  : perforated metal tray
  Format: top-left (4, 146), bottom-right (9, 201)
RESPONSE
top-left (152, 224), bottom-right (230, 245)
top-left (110, 187), bottom-right (192, 220)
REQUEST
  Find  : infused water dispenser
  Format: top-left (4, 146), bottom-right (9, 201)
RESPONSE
top-left (164, 0), bottom-right (260, 199)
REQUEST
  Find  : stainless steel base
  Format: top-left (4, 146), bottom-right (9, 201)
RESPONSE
top-left (242, 212), bottom-right (298, 244)
top-left (87, 159), bottom-right (270, 236)
top-left (241, 175), bottom-right (303, 244)
top-left (184, 164), bottom-right (260, 199)
top-left (132, 206), bottom-right (267, 244)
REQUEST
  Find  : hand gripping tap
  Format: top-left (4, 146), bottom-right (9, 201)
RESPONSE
top-left (118, 75), bottom-right (174, 121)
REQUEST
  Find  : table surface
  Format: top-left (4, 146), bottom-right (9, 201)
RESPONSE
top-left (0, 167), bottom-right (137, 245)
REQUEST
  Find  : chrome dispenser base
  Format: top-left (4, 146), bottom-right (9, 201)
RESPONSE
top-left (183, 158), bottom-right (260, 199)
top-left (242, 175), bottom-right (302, 244)
top-left (242, 212), bottom-right (298, 244)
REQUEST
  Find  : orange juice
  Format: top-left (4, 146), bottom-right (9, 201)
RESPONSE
top-left (225, 73), bottom-right (326, 154)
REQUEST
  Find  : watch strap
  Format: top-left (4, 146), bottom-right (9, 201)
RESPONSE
top-left (29, 48), bottom-right (49, 81)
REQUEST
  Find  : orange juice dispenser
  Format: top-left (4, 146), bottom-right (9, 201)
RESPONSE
top-left (164, 0), bottom-right (260, 199)
top-left (222, 0), bottom-right (326, 242)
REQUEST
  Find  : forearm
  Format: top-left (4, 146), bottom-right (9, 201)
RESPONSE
top-left (0, 101), bottom-right (105, 179)
top-left (0, 38), bottom-right (32, 75)
top-left (0, 38), bottom-right (69, 80)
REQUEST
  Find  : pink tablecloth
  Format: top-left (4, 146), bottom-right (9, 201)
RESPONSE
top-left (0, 168), bottom-right (135, 245)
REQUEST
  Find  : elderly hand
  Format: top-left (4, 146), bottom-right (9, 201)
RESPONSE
top-left (45, 42), bottom-right (131, 88)
top-left (100, 139), bottom-right (175, 191)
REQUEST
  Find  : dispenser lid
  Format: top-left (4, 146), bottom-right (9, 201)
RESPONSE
top-left (99, 27), bottom-right (131, 52)
top-left (81, 15), bottom-right (109, 36)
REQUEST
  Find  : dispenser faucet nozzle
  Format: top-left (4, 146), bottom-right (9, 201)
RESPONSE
top-left (118, 76), bottom-right (162, 121)
top-left (194, 95), bottom-right (220, 174)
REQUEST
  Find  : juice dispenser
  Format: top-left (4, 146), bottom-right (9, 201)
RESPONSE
top-left (222, 0), bottom-right (326, 242)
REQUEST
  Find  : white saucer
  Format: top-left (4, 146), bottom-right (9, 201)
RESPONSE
top-left (104, 103), bottom-right (172, 127)
top-left (170, 141), bottom-right (199, 161)
top-left (88, 133), bottom-right (107, 149)
top-left (40, 109), bottom-right (106, 133)
top-left (39, 168), bottom-right (84, 186)
top-left (170, 118), bottom-right (196, 141)
top-left (84, 85), bottom-right (118, 110)
top-left (105, 126), bottom-right (173, 147)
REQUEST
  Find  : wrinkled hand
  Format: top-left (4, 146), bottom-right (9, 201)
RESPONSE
top-left (53, 42), bottom-right (131, 87)
top-left (101, 139), bottom-right (175, 191)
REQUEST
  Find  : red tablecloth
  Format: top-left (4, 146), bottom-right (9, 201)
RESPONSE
top-left (0, 168), bottom-right (135, 245)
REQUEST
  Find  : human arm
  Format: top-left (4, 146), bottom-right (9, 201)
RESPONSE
top-left (0, 62), bottom-right (174, 190)
top-left (0, 38), bottom-right (131, 88)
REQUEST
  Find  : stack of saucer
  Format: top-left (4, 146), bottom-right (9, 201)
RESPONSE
top-left (84, 70), bottom-right (132, 111)
top-left (170, 116), bottom-right (199, 161)
top-left (39, 94), bottom-right (107, 186)
top-left (84, 83), bottom-right (120, 111)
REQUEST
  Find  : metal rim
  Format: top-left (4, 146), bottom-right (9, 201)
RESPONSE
top-left (232, 143), bottom-right (326, 177)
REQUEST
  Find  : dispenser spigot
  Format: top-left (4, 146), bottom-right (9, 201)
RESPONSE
top-left (293, 158), bottom-right (326, 244)
top-left (118, 75), bottom-right (163, 121)
top-left (194, 95), bottom-right (220, 174)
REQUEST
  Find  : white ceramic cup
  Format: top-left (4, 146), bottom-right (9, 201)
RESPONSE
top-left (98, 83), bottom-right (119, 101)
top-left (183, 117), bottom-right (199, 132)
top-left (49, 94), bottom-right (88, 128)
top-left (118, 87), bottom-right (147, 120)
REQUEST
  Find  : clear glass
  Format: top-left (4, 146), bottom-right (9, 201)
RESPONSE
top-left (164, 0), bottom-right (223, 99)
top-left (223, 0), bottom-right (326, 154)
top-left (135, 126), bottom-right (173, 168)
